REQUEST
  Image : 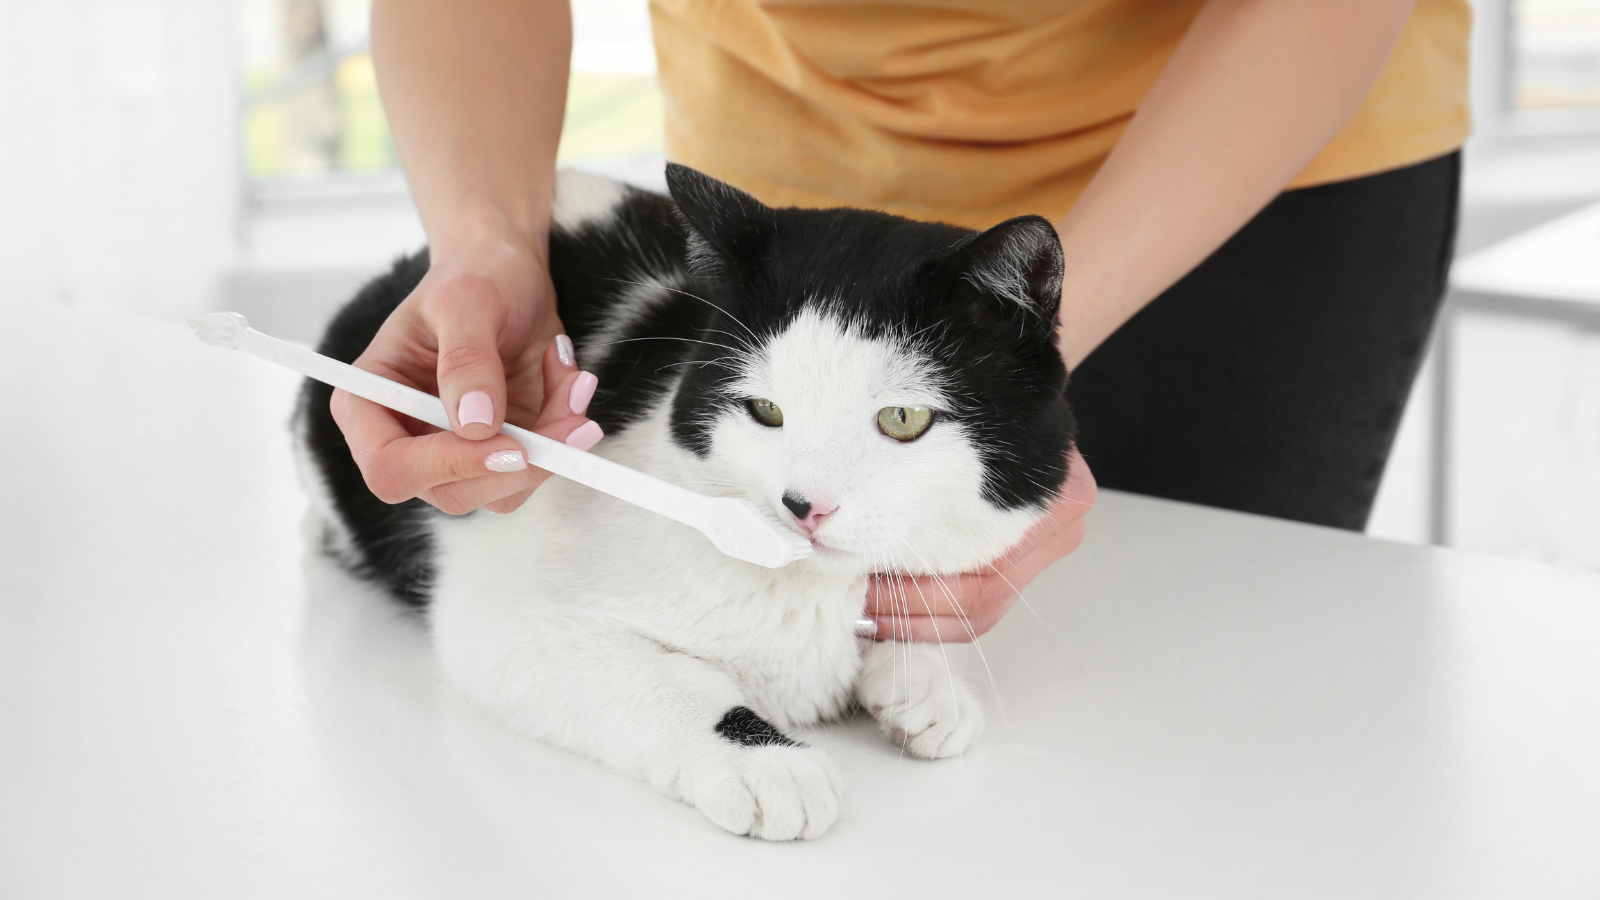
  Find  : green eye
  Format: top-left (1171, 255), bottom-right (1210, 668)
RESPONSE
top-left (878, 405), bottom-right (934, 441)
top-left (749, 397), bottom-right (784, 426)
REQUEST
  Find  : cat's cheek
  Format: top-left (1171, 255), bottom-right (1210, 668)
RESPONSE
top-left (705, 418), bottom-right (790, 505)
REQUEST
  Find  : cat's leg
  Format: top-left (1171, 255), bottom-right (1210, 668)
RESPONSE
top-left (854, 640), bottom-right (985, 759)
top-left (442, 621), bottom-right (843, 841)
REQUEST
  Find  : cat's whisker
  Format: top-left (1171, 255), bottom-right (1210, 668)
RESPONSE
top-left (881, 550), bottom-right (916, 762)
top-left (585, 336), bottom-right (746, 355)
top-left (885, 511), bottom-right (1067, 646)
top-left (895, 542), bottom-right (1006, 722)
top-left (601, 276), bottom-right (763, 347)
top-left (900, 553), bottom-right (971, 729)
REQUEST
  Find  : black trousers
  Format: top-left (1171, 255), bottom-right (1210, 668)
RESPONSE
top-left (1067, 151), bottom-right (1460, 531)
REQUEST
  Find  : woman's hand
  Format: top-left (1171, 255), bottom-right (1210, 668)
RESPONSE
top-left (864, 449), bottom-right (1097, 642)
top-left (330, 240), bottom-right (603, 516)
top-left (350, 0), bottom-right (579, 513)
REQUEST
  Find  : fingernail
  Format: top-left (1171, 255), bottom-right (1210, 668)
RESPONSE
top-left (556, 334), bottom-right (576, 369)
top-left (854, 616), bottom-right (878, 639)
top-left (458, 391), bottom-right (494, 427)
top-left (484, 449), bottom-right (526, 473)
top-left (569, 371), bottom-right (599, 416)
top-left (565, 420), bottom-right (604, 451)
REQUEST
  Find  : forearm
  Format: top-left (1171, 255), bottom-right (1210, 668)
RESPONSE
top-left (1054, 0), bottom-right (1416, 368)
top-left (371, 0), bottom-right (572, 261)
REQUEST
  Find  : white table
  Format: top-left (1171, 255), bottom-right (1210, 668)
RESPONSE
top-left (4, 303), bottom-right (1600, 898)
top-left (1435, 200), bottom-right (1600, 543)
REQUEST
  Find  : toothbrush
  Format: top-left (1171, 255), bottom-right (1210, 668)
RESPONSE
top-left (191, 312), bottom-right (813, 569)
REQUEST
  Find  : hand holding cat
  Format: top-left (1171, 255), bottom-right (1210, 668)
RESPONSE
top-left (864, 449), bottom-right (1096, 642)
top-left (331, 241), bottom-right (603, 516)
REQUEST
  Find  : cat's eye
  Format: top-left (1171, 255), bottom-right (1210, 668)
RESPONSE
top-left (748, 397), bottom-right (784, 427)
top-left (878, 405), bottom-right (934, 442)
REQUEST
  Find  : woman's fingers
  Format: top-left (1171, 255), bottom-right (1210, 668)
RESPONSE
top-left (423, 274), bottom-right (512, 440)
top-left (337, 403), bottom-right (529, 505)
top-left (873, 614), bottom-right (1010, 644)
top-left (331, 359), bottom-right (605, 515)
top-left (419, 414), bottom-right (603, 514)
top-left (422, 343), bottom-right (605, 515)
top-left (863, 449), bottom-right (1097, 642)
top-left (456, 338), bottom-right (603, 515)
top-left (535, 335), bottom-right (598, 423)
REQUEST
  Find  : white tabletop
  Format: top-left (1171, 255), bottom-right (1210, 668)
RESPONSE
top-left (1450, 200), bottom-right (1600, 305)
top-left (4, 303), bottom-right (1600, 898)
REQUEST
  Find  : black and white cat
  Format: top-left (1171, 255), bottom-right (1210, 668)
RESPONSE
top-left (296, 164), bottom-right (1075, 840)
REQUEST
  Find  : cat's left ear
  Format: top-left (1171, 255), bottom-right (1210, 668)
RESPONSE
top-left (666, 163), bottom-right (776, 276)
top-left (948, 215), bottom-right (1065, 326)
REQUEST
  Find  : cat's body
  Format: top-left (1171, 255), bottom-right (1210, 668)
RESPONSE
top-left (297, 166), bottom-right (1074, 840)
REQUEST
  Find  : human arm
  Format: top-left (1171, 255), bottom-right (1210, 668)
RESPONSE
top-left (866, 0), bottom-right (1417, 641)
top-left (332, 0), bottom-right (585, 515)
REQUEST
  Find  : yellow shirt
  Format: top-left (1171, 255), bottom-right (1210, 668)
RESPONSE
top-left (650, 0), bottom-right (1471, 229)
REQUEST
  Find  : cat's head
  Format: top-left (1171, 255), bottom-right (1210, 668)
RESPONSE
top-left (664, 164), bottom-right (1075, 577)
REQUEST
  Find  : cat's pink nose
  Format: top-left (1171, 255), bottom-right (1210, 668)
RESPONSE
top-left (799, 502), bottom-right (837, 534)
top-left (782, 492), bottom-right (837, 534)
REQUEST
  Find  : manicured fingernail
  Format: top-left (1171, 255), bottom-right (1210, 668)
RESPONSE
top-left (854, 616), bottom-right (878, 639)
top-left (569, 371), bottom-right (598, 416)
top-left (484, 449), bottom-right (526, 473)
top-left (556, 334), bottom-right (576, 368)
top-left (565, 420), bottom-right (603, 451)
top-left (458, 391), bottom-right (494, 427)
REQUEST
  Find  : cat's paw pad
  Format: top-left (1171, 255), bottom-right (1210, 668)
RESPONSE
top-left (693, 745), bottom-right (843, 841)
top-left (857, 658), bottom-right (984, 759)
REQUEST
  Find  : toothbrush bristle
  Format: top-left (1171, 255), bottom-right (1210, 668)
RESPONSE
top-left (189, 312), bottom-right (250, 348)
top-left (763, 509), bottom-right (814, 561)
top-left (705, 499), bottom-right (814, 568)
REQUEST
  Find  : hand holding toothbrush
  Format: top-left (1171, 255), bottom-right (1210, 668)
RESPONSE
top-left (332, 241), bottom-right (603, 516)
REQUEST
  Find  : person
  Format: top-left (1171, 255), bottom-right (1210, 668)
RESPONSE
top-left (338, 0), bottom-right (1468, 642)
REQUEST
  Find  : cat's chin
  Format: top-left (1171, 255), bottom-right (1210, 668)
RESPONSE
top-left (802, 541), bottom-right (871, 576)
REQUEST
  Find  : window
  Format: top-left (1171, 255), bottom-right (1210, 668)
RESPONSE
top-left (242, 0), bottom-right (392, 177)
top-left (240, 0), bottom-right (665, 181)
top-left (1512, 0), bottom-right (1600, 111)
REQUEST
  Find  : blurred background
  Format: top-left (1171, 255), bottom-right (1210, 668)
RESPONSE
top-left (0, 0), bottom-right (1597, 570)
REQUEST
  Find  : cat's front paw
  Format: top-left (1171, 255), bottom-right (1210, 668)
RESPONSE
top-left (856, 643), bottom-right (985, 759)
top-left (689, 744), bottom-right (844, 841)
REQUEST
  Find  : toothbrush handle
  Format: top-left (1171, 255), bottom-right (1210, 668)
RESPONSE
top-left (234, 325), bottom-right (709, 526)
top-left (235, 326), bottom-right (452, 431)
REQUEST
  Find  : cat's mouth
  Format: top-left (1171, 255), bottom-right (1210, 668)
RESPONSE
top-left (807, 535), bottom-right (846, 557)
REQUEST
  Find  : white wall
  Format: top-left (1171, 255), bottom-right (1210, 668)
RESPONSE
top-left (0, 0), bottom-right (241, 321)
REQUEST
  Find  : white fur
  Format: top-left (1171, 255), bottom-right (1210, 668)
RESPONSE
top-left (551, 168), bottom-right (630, 231)
top-left (416, 308), bottom-right (1040, 841)
top-left (310, 177), bottom-right (1050, 841)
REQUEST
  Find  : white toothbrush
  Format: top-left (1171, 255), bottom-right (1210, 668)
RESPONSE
top-left (191, 312), bottom-right (813, 569)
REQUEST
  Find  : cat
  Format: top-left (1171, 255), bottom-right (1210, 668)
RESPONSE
top-left (295, 164), bottom-right (1076, 840)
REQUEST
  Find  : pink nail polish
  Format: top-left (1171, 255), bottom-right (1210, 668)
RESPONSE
top-left (484, 449), bottom-right (526, 473)
top-left (569, 372), bottom-right (599, 416)
top-left (458, 391), bottom-right (494, 427)
top-left (853, 617), bottom-right (878, 639)
top-left (556, 334), bottom-right (576, 368)
top-left (565, 420), bottom-right (604, 451)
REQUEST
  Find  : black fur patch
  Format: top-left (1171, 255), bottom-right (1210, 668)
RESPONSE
top-left (661, 164), bottom-right (1074, 510)
top-left (297, 165), bottom-right (1075, 607)
top-left (715, 706), bottom-right (802, 748)
top-left (548, 186), bottom-right (700, 437)
top-left (296, 250), bottom-right (436, 607)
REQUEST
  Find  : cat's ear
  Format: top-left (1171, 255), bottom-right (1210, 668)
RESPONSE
top-left (948, 215), bottom-right (1064, 325)
top-left (666, 164), bottom-right (775, 275)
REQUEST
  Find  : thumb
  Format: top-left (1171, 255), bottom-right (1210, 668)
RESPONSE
top-left (433, 304), bottom-right (507, 440)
